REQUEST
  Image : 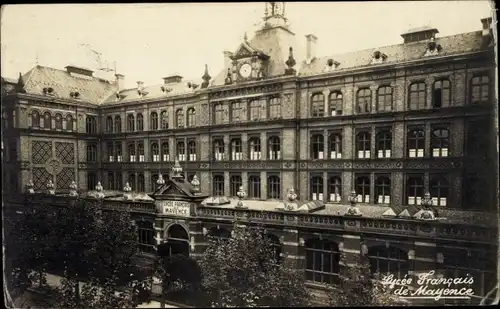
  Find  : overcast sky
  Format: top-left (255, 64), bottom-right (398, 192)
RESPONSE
top-left (1, 1), bottom-right (494, 89)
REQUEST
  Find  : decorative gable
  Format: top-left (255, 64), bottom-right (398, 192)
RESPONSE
top-left (160, 183), bottom-right (186, 196)
top-left (232, 43), bottom-right (255, 60)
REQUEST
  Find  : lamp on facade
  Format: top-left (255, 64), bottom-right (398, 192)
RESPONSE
top-left (346, 190), bottom-right (362, 216)
top-left (69, 181), bottom-right (78, 197)
top-left (191, 175), bottom-right (200, 193)
top-left (419, 191), bottom-right (436, 220)
top-left (171, 160), bottom-right (183, 181)
top-left (157, 174), bottom-right (165, 186)
top-left (26, 180), bottom-right (35, 194)
top-left (236, 186), bottom-right (248, 209)
top-left (46, 180), bottom-right (55, 195)
top-left (123, 182), bottom-right (132, 200)
top-left (95, 182), bottom-right (105, 199)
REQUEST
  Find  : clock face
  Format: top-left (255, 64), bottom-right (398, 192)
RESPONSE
top-left (239, 63), bottom-right (252, 78)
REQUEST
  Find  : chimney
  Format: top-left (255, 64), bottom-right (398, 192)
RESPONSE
top-left (65, 65), bottom-right (94, 78)
top-left (162, 75), bottom-right (183, 84)
top-left (115, 74), bottom-right (124, 91)
top-left (223, 51), bottom-right (234, 70)
top-left (305, 34), bottom-right (318, 62)
top-left (481, 17), bottom-right (493, 36)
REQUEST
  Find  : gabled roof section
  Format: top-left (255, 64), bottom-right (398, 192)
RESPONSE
top-left (151, 177), bottom-right (208, 201)
top-left (232, 42), bottom-right (258, 59)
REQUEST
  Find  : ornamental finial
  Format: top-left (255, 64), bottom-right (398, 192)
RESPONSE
top-left (46, 180), bottom-right (55, 195)
top-left (69, 181), bottom-right (78, 197)
top-left (191, 175), bottom-right (200, 193)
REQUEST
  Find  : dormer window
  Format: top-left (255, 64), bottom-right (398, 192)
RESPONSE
top-left (425, 37), bottom-right (442, 56)
top-left (371, 50), bottom-right (387, 64)
top-left (324, 59), bottom-right (340, 72)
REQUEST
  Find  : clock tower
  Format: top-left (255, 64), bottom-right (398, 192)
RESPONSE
top-left (229, 33), bottom-right (270, 82)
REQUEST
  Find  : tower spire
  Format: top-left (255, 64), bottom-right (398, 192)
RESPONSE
top-left (262, 2), bottom-right (287, 28)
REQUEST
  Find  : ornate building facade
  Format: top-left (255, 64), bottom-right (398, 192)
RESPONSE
top-left (2, 3), bottom-right (498, 305)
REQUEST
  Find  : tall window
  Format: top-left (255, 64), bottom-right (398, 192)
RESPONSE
top-left (305, 239), bottom-right (340, 284)
top-left (115, 172), bottom-right (123, 191)
top-left (214, 103), bottom-right (224, 124)
top-left (150, 112), bottom-right (158, 130)
top-left (87, 172), bottom-right (97, 191)
top-left (377, 86), bottom-right (393, 112)
top-left (160, 111), bottom-right (168, 129)
top-left (368, 246), bottom-right (409, 280)
top-left (136, 221), bottom-right (155, 254)
top-left (127, 114), bottom-right (135, 132)
top-left (230, 138), bottom-right (242, 160)
top-left (187, 108), bottom-right (196, 127)
top-left (43, 112), bottom-right (52, 129)
top-left (356, 89), bottom-right (371, 114)
top-left (161, 142), bottom-right (169, 161)
top-left (268, 175), bottom-right (281, 199)
top-left (269, 97), bottom-right (282, 119)
top-left (230, 175), bottom-right (242, 197)
top-left (213, 175), bottom-right (225, 196)
top-left (213, 139), bottom-right (225, 161)
top-left (433, 80), bottom-right (451, 108)
top-left (128, 143), bottom-right (136, 162)
top-left (409, 82), bottom-right (426, 110)
top-left (356, 176), bottom-right (370, 203)
top-left (249, 99), bottom-right (263, 121)
top-left (66, 115), bottom-right (74, 131)
top-left (177, 140), bottom-right (186, 161)
top-left (376, 176), bottom-right (391, 204)
top-left (311, 176), bottom-right (323, 201)
top-left (107, 142), bottom-right (115, 162)
top-left (407, 175), bottom-right (424, 205)
top-left (108, 172), bottom-right (115, 190)
top-left (311, 134), bottom-right (325, 159)
top-left (128, 173), bottom-right (136, 191)
top-left (249, 137), bottom-right (261, 160)
top-left (115, 142), bottom-right (122, 162)
top-left (86, 116), bottom-right (97, 134)
top-left (311, 93), bottom-right (324, 117)
top-left (356, 132), bottom-right (371, 159)
top-left (470, 75), bottom-right (490, 104)
top-left (268, 136), bottom-right (281, 160)
top-left (114, 115), bottom-right (121, 133)
top-left (328, 176), bottom-right (341, 202)
top-left (136, 113), bottom-right (144, 131)
top-left (31, 110), bottom-right (40, 127)
top-left (248, 175), bottom-right (261, 199)
top-left (176, 109), bottom-right (184, 128)
top-left (231, 101), bottom-right (242, 122)
top-left (376, 130), bottom-right (392, 158)
top-left (137, 143), bottom-right (145, 162)
top-left (137, 174), bottom-right (145, 192)
top-left (328, 133), bottom-right (342, 159)
top-left (430, 174), bottom-right (448, 206)
top-left (55, 113), bottom-right (63, 130)
top-left (188, 140), bottom-right (197, 161)
top-left (86, 144), bottom-right (97, 162)
top-left (151, 143), bottom-right (160, 162)
top-left (432, 128), bottom-right (449, 157)
top-left (407, 128), bottom-right (425, 158)
top-left (106, 116), bottom-right (113, 133)
top-left (329, 91), bottom-right (343, 116)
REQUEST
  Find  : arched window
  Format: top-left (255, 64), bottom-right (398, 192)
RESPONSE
top-left (128, 143), bottom-right (136, 162)
top-left (213, 139), bottom-right (225, 161)
top-left (65, 114), bottom-right (74, 131)
top-left (230, 175), bottom-right (242, 197)
top-left (377, 86), bottom-right (393, 112)
top-left (214, 103), bottom-right (224, 124)
top-left (328, 176), bottom-right (341, 202)
top-left (406, 175), bottom-right (424, 205)
top-left (356, 132), bottom-right (371, 159)
top-left (376, 176), bottom-right (391, 204)
top-left (86, 144), bottom-right (97, 162)
top-left (176, 109), bottom-right (184, 128)
top-left (213, 175), bottom-right (225, 196)
top-left (329, 91), bottom-right (343, 116)
top-left (160, 111), bottom-right (168, 129)
top-left (161, 142), bottom-right (169, 161)
top-left (470, 75), bottom-right (489, 105)
top-left (187, 108), bottom-right (196, 127)
top-left (230, 138), bottom-right (242, 160)
top-left (356, 88), bottom-right (371, 114)
top-left (177, 140), bottom-right (186, 161)
top-left (230, 101), bottom-right (242, 122)
top-left (151, 142), bottom-right (160, 162)
top-left (136, 221), bottom-right (155, 254)
top-left (431, 128), bottom-right (449, 157)
top-left (356, 176), bottom-right (370, 203)
top-left (43, 112), bottom-right (52, 129)
top-left (188, 140), bottom-right (197, 161)
top-left (136, 113), bottom-right (144, 131)
top-left (269, 96), bottom-right (282, 119)
top-left (367, 245), bottom-right (409, 280)
top-left (150, 112), bottom-right (158, 130)
top-left (127, 114), bottom-right (135, 132)
top-left (137, 173), bottom-right (145, 192)
top-left (376, 130), bottom-right (392, 158)
top-left (430, 174), bottom-right (448, 206)
top-left (311, 176), bottom-right (323, 201)
top-left (432, 80), bottom-right (451, 108)
top-left (305, 239), bottom-right (340, 284)
top-left (31, 110), bottom-right (40, 127)
top-left (311, 134), bottom-right (324, 159)
top-left (128, 173), bottom-right (136, 191)
top-left (268, 136), bottom-right (281, 160)
top-left (328, 133), bottom-right (342, 159)
top-left (248, 137), bottom-right (261, 160)
top-left (249, 99), bottom-right (262, 121)
top-left (107, 142), bottom-right (115, 162)
top-left (54, 113), bottom-right (63, 130)
top-left (407, 128), bottom-right (425, 158)
top-left (409, 82), bottom-right (426, 110)
top-left (268, 175), bottom-right (281, 199)
top-left (311, 93), bottom-right (324, 117)
top-left (248, 175), bottom-right (261, 199)
top-left (137, 143), bottom-right (145, 162)
top-left (106, 116), bottom-right (113, 133)
top-left (86, 116), bottom-right (97, 134)
top-left (115, 142), bottom-right (122, 162)
top-left (114, 115), bottom-right (121, 133)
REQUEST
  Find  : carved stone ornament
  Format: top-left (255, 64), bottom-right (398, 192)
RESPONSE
top-left (46, 179), bottom-right (55, 195)
top-left (69, 181), bottom-right (78, 197)
top-left (26, 179), bottom-right (35, 194)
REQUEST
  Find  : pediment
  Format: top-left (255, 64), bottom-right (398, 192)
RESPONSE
top-left (153, 180), bottom-right (190, 198)
top-left (162, 184), bottom-right (185, 196)
top-left (232, 42), bottom-right (256, 59)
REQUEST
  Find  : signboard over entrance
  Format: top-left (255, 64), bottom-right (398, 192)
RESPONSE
top-left (157, 200), bottom-right (191, 217)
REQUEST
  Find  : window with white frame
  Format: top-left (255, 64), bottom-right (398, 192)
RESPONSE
top-left (151, 143), bottom-right (160, 162)
top-left (311, 134), bottom-right (325, 159)
top-left (311, 176), bottom-right (323, 201)
top-left (328, 133), bottom-right (342, 159)
top-left (376, 175), bottom-right (391, 204)
top-left (115, 142), bottom-right (122, 162)
top-left (407, 128), bottom-right (425, 158)
top-left (230, 138), bottom-right (242, 160)
top-left (268, 136), bottom-right (281, 160)
top-left (431, 128), bottom-right (449, 157)
top-left (107, 142), bottom-right (114, 162)
top-left (376, 130), bottom-right (392, 158)
top-left (161, 142), bottom-right (170, 161)
top-left (329, 91), bottom-right (343, 116)
top-left (137, 143), bottom-right (145, 162)
top-left (177, 141), bottom-right (186, 161)
top-left (213, 139), bottom-right (225, 161)
top-left (356, 132), bottom-right (371, 159)
top-left (248, 137), bottom-right (261, 160)
top-left (356, 176), bottom-right (370, 203)
top-left (406, 175), bottom-right (424, 205)
top-left (128, 143), bottom-right (136, 162)
top-left (430, 174), bottom-right (448, 206)
top-left (188, 140), bottom-right (197, 161)
top-left (328, 176), bottom-right (341, 202)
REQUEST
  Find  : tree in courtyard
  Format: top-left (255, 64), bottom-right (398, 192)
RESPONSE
top-left (326, 253), bottom-right (407, 306)
top-left (198, 223), bottom-right (312, 307)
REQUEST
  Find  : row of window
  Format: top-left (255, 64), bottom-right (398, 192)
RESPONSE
top-left (310, 75), bottom-right (490, 117)
top-left (105, 109), bottom-right (195, 133)
top-left (213, 96), bottom-right (282, 124)
top-left (30, 111), bottom-right (75, 131)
